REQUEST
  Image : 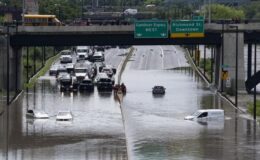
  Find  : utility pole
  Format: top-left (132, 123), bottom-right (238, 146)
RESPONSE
top-left (22, 0), bottom-right (25, 25)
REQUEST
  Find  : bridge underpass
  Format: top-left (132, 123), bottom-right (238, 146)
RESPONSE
top-left (2, 23), bottom-right (260, 106)
top-left (1, 23), bottom-right (257, 158)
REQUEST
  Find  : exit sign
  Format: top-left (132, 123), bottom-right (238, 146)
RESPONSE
top-left (135, 21), bottom-right (168, 38)
top-left (171, 20), bottom-right (204, 38)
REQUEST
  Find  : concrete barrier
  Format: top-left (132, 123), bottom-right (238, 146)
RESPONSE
top-left (115, 47), bottom-right (134, 104)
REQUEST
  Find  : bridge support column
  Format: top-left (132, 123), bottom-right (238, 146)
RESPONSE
top-left (214, 45), bottom-right (221, 90)
top-left (247, 43), bottom-right (252, 79)
top-left (223, 32), bottom-right (245, 93)
top-left (0, 35), bottom-right (23, 105)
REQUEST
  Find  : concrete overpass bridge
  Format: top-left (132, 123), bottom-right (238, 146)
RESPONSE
top-left (6, 23), bottom-right (260, 46)
top-left (1, 23), bottom-right (260, 104)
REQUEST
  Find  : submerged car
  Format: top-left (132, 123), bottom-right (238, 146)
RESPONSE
top-left (59, 73), bottom-right (72, 91)
top-left (184, 109), bottom-right (224, 121)
top-left (56, 111), bottom-right (73, 121)
top-left (79, 76), bottom-right (94, 91)
top-left (152, 86), bottom-right (166, 94)
top-left (96, 73), bottom-right (113, 91)
top-left (26, 110), bottom-right (49, 119)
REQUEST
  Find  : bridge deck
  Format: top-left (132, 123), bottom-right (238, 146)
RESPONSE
top-left (4, 23), bottom-right (260, 46)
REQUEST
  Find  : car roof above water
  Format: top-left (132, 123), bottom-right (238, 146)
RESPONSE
top-left (196, 109), bottom-right (224, 113)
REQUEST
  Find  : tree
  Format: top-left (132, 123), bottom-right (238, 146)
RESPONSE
top-left (39, 0), bottom-right (81, 21)
top-left (202, 4), bottom-right (245, 20)
top-left (243, 2), bottom-right (260, 19)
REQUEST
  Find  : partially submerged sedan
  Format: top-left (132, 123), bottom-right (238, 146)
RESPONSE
top-left (26, 110), bottom-right (49, 119)
top-left (152, 85), bottom-right (166, 94)
top-left (56, 111), bottom-right (73, 121)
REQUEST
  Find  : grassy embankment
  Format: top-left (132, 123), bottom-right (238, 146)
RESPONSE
top-left (22, 47), bottom-right (60, 88)
top-left (199, 58), bottom-right (213, 82)
top-left (24, 53), bottom-right (60, 88)
top-left (248, 100), bottom-right (260, 116)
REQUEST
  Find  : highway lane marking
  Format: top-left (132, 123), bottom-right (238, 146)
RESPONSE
top-left (159, 46), bottom-right (164, 69)
top-left (144, 48), bottom-right (150, 70)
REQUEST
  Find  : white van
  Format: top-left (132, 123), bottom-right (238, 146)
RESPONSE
top-left (184, 109), bottom-right (224, 121)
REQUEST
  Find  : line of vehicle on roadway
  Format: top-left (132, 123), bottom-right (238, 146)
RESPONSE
top-left (26, 46), bottom-right (120, 121)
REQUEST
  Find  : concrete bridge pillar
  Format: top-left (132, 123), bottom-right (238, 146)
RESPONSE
top-left (0, 35), bottom-right (23, 105)
top-left (214, 45), bottom-right (221, 89)
top-left (221, 32), bottom-right (245, 93)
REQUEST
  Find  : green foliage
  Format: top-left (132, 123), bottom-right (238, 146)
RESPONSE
top-left (0, 16), bottom-right (4, 23)
top-left (203, 4), bottom-right (245, 20)
top-left (243, 2), bottom-right (260, 19)
top-left (248, 100), bottom-right (260, 116)
top-left (22, 47), bottom-right (56, 87)
top-left (39, 0), bottom-right (81, 21)
top-left (25, 53), bottom-right (60, 88)
top-left (0, 0), bottom-right (21, 7)
top-left (199, 58), bottom-right (213, 81)
top-left (144, 0), bottom-right (162, 5)
top-left (157, 5), bottom-right (193, 19)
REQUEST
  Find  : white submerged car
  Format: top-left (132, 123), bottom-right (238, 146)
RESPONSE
top-left (26, 110), bottom-right (49, 119)
top-left (56, 111), bottom-right (73, 121)
top-left (184, 109), bottom-right (224, 121)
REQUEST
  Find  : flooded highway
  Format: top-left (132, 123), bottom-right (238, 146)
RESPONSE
top-left (121, 46), bottom-right (260, 160)
top-left (1, 45), bottom-right (260, 160)
top-left (0, 47), bottom-right (127, 160)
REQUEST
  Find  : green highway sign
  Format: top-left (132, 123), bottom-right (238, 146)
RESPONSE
top-left (171, 20), bottom-right (204, 38)
top-left (192, 16), bottom-right (204, 20)
top-left (135, 21), bottom-right (168, 38)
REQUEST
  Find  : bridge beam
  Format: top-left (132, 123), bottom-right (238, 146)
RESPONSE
top-left (10, 33), bottom-right (221, 47)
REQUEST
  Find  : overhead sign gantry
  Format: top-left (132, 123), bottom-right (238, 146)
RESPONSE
top-left (134, 17), bottom-right (205, 39)
top-left (134, 21), bottom-right (168, 38)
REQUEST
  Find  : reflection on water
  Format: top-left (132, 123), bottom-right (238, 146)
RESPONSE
top-left (122, 68), bottom-right (260, 160)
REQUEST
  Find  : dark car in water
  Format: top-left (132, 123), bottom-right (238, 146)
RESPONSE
top-left (79, 76), bottom-right (94, 91)
top-left (96, 73), bottom-right (113, 91)
top-left (59, 73), bottom-right (72, 92)
top-left (152, 85), bottom-right (165, 94)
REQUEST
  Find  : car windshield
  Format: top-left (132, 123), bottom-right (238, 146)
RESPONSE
top-left (82, 80), bottom-right (91, 84)
top-left (77, 49), bottom-right (87, 52)
top-left (58, 112), bottom-right (70, 116)
top-left (58, 72), bottom-right (68, 76)
top-left (192, 111), bottom-right (202, 117)
top-left (61, 51), bottom-right (71, 55)
top-left (100, 78), bottom-right (111, 82)
top-left (103, 69), bottom-right (111, 72)
top-left (75, 69), bottom-right (87, 73)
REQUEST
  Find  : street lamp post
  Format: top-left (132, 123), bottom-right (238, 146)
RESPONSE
top-left (230, 25), bottom-right (238, 107)
top-left (55, 4), bottom-right (61, 20)
top-left (22, 0), bottom-right (25, 25)
top-left (81, 0), bottom-right (84, 19)
top-left (208, 0), bottom-right (211, 23)
top-left (221, 21), bottom-right (224, 92)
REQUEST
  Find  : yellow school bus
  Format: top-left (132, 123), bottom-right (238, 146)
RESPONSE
top-left (23, 14), bottom-right (62, 26)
